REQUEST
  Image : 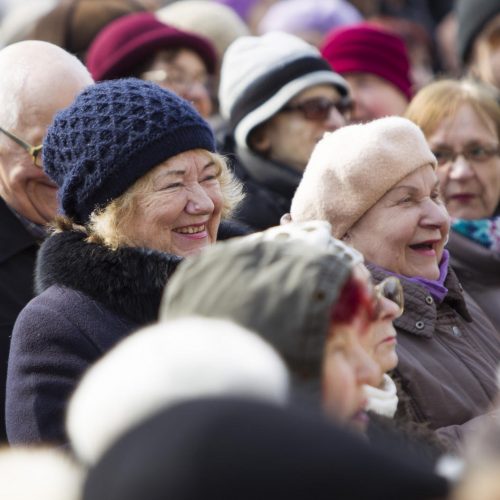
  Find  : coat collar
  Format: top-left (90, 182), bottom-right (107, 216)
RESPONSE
top-left (36, 230), bottom-right (182, 324)
top-left (0, 197), bottom-right (38, 263)
top-left (368, 264), bottom-right (471, 339)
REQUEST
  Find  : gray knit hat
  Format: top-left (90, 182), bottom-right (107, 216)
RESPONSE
top-left (160, 221), bottom-right (359, 381)
top-left (291, 116), bottom-right (437, 239)
top-left (218, 31), bottom-right (349, 149)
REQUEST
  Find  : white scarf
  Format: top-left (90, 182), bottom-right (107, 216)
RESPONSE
top-left (364, 374), bottom-right (398, 418)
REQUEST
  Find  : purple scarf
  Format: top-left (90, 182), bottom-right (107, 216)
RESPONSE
top-left (372, 250), bottom-right (450, 304)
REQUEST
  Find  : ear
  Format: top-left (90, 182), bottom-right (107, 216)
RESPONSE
top-left (248, 123), bottom-right (271, 154)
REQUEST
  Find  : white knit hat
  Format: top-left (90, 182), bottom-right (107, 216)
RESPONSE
top-left (291, 116), bottom-right (437, 238)
top-left (219, 31), bottom-right (348, 149)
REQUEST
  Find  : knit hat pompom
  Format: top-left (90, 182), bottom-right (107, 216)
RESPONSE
top-left (321, 22), bottom-right (412, 101)
top-left (291, 116), bottom-right (436, 238)
top-left (43, 78), bottom-right (215, 224)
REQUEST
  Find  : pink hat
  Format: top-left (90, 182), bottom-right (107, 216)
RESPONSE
top-left (86, 12), bottom-right (217, 81)
top-left (321, 22), bottom-right (412, 101)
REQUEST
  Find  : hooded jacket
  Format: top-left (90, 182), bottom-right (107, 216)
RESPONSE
top-left (160, 236), bottom-right (352, 395)
top-left (447, 229), bottom-right (500, 331)
top-left (369, 264), bottom-right (500, 451)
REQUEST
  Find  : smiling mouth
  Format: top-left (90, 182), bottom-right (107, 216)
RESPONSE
top-left (173, 224), bottom-right (207, 235)
top-left (408, 240), bottom-right (440, 256)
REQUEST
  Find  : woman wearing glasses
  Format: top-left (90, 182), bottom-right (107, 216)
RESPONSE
top-left (216, 31), bottom-right (350, 231)
top-left (290, 116), bottom-right (500, 451)
top-left (160, 221), bottom-right (403, 433)
top-left (406, 79), bottom-right (500, 330)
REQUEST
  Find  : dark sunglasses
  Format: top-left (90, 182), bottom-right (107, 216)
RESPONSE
top-left (281, 96), bottom-right (353, 122)
top-left (0, 125), bottom-right (43, 168)
top-left (371, 276), bottom-right (404, 319)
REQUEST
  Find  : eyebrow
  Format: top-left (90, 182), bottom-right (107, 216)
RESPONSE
top-left (387, 180), bottom-right (440, 195)
top-left (155, 161), bottom-right (216, 180)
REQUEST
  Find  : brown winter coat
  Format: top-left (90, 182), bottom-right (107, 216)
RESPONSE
top-left (447, 230), bottom-right (500, 331)
top-left (369, 265), bottom-right (500, 452)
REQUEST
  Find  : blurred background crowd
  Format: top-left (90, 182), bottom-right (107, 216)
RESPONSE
top-left (0, 0), bottom-right (499, 499)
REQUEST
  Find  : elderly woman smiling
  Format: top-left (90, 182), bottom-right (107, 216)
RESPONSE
top-left (6, 79), bottom-right (242, 445)
top-left (291, 116), bottom-right (500, 450)
top-left (406, 79), bottom-right (500, 330)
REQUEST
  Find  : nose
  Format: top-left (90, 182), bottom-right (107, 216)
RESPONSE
top-left (420, 197), bottom-right (450, 230)
top-left (355, 345), bottom-right (381, 387)
top-left (185, 184), bottom-right (215, 215)
top-left (378, 296), bottom-right (401, 321)
top-left (180, 83), bottom-right (212, 117)
top-left (449, 155), bottom-right (475, 180)
top-left (324, 106), bottom-right (346, 131)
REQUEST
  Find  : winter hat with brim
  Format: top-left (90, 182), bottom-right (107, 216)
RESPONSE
top-left (291, 116), bottom-right (436, 239)
top-left (456, 0), bottom-right (500, 64)
top-left (321, 22), bottom-right (412, 101)
top-left (86, 12), bottom-right (217, 81)
top-left (43, 78), bottom-right (215, 225)
top-left (219, 31), bottom-right (349, 149)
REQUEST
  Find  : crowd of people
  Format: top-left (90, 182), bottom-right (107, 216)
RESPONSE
top-left (0, 0), bottom-right (498, 499)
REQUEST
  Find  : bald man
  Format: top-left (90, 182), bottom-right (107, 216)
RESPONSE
top-left (0, 41), bottom-right (93, 442)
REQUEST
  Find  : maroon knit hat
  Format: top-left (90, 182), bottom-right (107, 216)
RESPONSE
top-left (86, 12), bottom-right (217, 81)
top-left (320, 22), bottom-right (412, 101)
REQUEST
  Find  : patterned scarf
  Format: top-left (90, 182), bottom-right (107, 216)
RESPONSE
top-left (452, 216), bottom-right (500, 252)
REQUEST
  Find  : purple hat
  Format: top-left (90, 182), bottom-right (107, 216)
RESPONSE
top-left (86, 12), bottom-right (217, 81)
top-left (258, 0), bottom-right (362, 37)
top-left (211, 0), bottom-right (258, 21)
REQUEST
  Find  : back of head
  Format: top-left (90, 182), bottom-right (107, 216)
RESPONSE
top-left (161, 222), bottom-right (357, 382)
top-left (0, 446), bottom-right (82, 500)
top-left (321, 21), bottom-right (413, 101)
top-left (290, 116), bottom-right (436, 238)
top-left (0, 40), bottom-right (93, 130)
top-left (23, 0), bottom-right (155, 60)
top-left (156, 0), bottom-right (250, 60)
top-left (83, 397), bottom-right (449, 500)
top-left (219, 31), bottom-right (348, 149)
top-left (67, 317), bottom-right (289, 464)
top-left (405, 78), bottom-right (500, 140)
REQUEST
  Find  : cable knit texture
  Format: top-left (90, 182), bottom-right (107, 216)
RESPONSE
top-left (43, 78), bottom-right (216, 224)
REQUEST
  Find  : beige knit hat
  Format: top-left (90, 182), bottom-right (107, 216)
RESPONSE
top-left (290, 116), bottom-right (436, 239)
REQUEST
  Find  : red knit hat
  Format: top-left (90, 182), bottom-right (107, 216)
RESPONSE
top-left (320, 22), bottom-right (412, 101)
top-left (86, 12), bottom-right (217, 81)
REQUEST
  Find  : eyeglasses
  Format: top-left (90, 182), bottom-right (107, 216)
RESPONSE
top-left (281, 96), bottom-right (353, 122)
top-left (141, 68), bottom-right (213, 94)
top-left (0, 126), bottom-right (43, 168)
top-left (431, 144), bottom-right (500, 167)
top-left (371, 276), bottom-right (404, 319)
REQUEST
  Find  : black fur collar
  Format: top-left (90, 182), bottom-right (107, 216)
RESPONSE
top-left (35, 230), bottom-right (182, 324)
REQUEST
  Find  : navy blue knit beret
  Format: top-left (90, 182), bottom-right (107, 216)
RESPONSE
top-left (43, 78), bottom-right (216, 224)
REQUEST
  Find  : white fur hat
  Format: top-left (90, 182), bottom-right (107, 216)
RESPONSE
top-left (0, 447), bottom-right (82, 500)
top-left (291, 116), bottom-right (437, 238)
top-left (66, 316), bottom-right (289, 465)
top-left (219, 31), bottom-right (348, 149)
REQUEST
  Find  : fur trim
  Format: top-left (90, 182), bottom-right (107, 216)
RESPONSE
top-left (67, 316), bottom-right (290, 464)
top-left (35, 230), bottom-right (182, 324)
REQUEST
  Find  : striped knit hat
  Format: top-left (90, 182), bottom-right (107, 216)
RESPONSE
top-left (219, 31), bottom-right (349, 149)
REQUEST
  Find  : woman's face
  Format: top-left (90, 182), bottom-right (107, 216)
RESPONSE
top-left (121, 150), bottom-right (223, 256)
top-left (322, 265), bottom-right (385, 432)
top-left (141, 48), bottom-right (213, 118)
top-left (346, 165), bottom-right (450, 280)
top-left (427, 103), bottom-right (500, 219)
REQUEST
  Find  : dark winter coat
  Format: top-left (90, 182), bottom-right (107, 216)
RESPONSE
top-left (369, 264), bottom-right (500, 452)
top-left (447, 229), bottom-right (500, 331)
top-left (0, 198), bottom-right (39, 442)
top-left (6, 229), bottom-right (181, 445)
top-left (218, 131), bottom-right (302, 231)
